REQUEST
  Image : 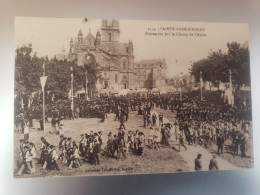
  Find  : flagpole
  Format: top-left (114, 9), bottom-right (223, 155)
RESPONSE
top-left (180, 87), bottom-right (182, 101)
top-left (229, 69), bottom-right (233, 107)
top-left (85, 70), bottom-right (88, 100)
top-left (43, 86), bottom-right (45, 134)
top-left (42, 61), bottom-right (46, 134)
top-left (179, 72), bottom-right (183, 101)
top-left (200, 71), bottom-right (203, 101)
top-left (71, 66), bottom-right (74, 119)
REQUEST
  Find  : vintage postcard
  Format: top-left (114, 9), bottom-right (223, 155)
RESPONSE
top-left (14, 17), bottom-right (253, 178)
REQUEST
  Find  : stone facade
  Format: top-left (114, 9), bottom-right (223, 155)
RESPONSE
top-left (134, 59), bottom-right (166, 90)
top-left (68, 19), bottom-right (166, 91)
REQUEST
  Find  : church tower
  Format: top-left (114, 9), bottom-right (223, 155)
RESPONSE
top-left (101, 19), bottom-right (120, 42)
top-left (70, 37), bottom-right (73, 52)
top-left (78, 29), bottom-right (83, 44)
top-left (95, 29), bottom-right (101, 46)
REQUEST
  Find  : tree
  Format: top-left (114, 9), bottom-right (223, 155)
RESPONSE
top-left (15, 44), bottom-right (43, 93)
top-left (190, 42), bottom-right (250, 95)
top-left (226, 42), bottom-right (250, 97)
top-left (82, 54), bottom-right (102, 97)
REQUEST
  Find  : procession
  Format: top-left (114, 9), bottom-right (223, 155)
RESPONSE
top-left (14, 18), bottom-right (253, 178)
top-left (14, 91), bottom-right (252, 177)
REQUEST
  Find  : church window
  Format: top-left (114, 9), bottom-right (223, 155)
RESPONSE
top-left (115, 74), bottom-right (118, 83)
top-left (104, 81), bottom-right (108, 89)
top-left (108, 33), bottom-right (112, 41)
top-left (123, 75), bottom-right (128, 83)
top-left (123, 60), bottom-right (127, 69)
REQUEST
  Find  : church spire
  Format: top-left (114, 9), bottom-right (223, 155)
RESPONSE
top-left (78, 29), bottom-right (83, 44)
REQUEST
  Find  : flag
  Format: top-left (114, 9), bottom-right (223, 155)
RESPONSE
top-left (28, 98), bottom-right (31, 108)
top-left (68, 89), bottom-right (71, 99)
top-left (70, 67), bottom-right (74, 79)
top-left (42, 61), bottom-right (46, 76)
top-left (200, 71), bottom-right (203, 87)
top-left (24, 123), bottom-right (29, 141)
top-left (40, 76), bottom-right (48, 90)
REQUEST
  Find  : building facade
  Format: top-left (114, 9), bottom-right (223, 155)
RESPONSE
top-left (68, 19), bottom-right (166, 91)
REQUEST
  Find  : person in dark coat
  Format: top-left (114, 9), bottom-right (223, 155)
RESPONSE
top-left (217, 134), bottom-right (224, 154)
top-left (194, 153), bottom-right (202, 171)
top-left (209, 154), bottom-right (219, 170)
top-left (240, 134), bottom-right (246, 157)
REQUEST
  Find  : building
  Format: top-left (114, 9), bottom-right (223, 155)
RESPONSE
top-left (134, 59), bottom-right (166, 90)
top-left (68, 19), bottom-right (167, 91)
top-left (166, 73), bottom-right (195, 92)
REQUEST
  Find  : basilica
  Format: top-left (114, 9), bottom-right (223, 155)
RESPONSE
top-left (68, 19), bottom-right (166, 91)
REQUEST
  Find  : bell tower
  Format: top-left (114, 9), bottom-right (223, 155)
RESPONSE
top-left (101, 19), bottom-right (120, 42)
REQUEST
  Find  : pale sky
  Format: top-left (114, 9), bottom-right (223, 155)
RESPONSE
top-left (15, 17), bottom-right (249, 78)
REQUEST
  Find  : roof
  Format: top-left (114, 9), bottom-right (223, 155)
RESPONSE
top-left (135, 59), bottom-right (166, 67)
top-left (83, 33), bottom-right (96, 46)
top-left (100, 42), bottom-right (128, 55)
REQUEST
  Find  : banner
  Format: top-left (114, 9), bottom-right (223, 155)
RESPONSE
top-left (40, 76), bottom-right (48, 90)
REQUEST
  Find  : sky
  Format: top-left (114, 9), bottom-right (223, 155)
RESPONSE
top-left (15, 17), bottom-right (249, 78)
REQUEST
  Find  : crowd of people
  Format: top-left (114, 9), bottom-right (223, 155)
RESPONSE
top-left (15, 91), bottom-right (252, 176)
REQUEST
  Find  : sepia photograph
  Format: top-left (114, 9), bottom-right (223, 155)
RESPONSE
top-left (14, 17), bottom-right (253, 178)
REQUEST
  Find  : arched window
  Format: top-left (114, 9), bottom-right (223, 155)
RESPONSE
top-left (115, 74), bottom-right (118, 83)
top-left (123, 60), bottom-right (127, 69)
top-left (108, 33), bottom-right (112, 41)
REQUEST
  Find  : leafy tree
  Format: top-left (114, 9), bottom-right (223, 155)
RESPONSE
top-left (82, 54), bottom-right (102, 96)
top-left (190, 42), bottom-right (250, 96)
top-left (15, 44), bottom-right (43, 94)
top-left (226, 42), bottom-right (250, 96)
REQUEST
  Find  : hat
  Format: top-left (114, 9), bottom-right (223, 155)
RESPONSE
top-left (212, 154), bottom-right (217, 158)
top-left (197, 154), bottom-right (202, 158)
